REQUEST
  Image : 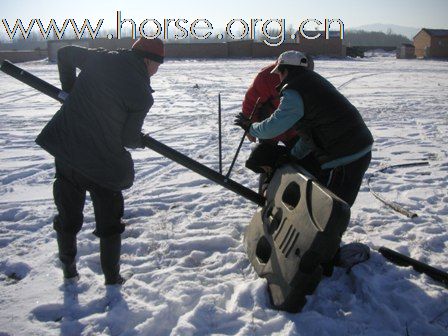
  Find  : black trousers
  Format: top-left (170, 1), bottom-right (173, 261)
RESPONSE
top-left (246, 142), bottom-right (322, 194)
top-left (318, 152), bottom-right (372, 207)
top-left (53, 159), bottom-right (125, 238)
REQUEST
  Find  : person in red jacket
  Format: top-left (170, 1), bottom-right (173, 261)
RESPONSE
top-left (242, 63), bottom-right (298, 148)
top-left (242, 56), bottom-right (316, 193)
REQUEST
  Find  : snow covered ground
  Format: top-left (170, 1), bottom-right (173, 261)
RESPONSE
top-left (0, 54), bottom-right (447, 335)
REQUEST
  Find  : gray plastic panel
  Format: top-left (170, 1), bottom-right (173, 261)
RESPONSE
top-left (244, 164), bottom-right (350, 312)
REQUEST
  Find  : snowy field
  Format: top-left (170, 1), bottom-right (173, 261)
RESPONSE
top-left (0, 54), bottom-right (447, 336)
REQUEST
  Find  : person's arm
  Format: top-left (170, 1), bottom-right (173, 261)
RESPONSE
top-left (57, 46), bottom-right (96, 93)
top-left (122, 110), bottom-right (149, 149)
top-left (249, 90), bottom-right (304, 139)
top-left (122, 92), bottom-right (153, 149)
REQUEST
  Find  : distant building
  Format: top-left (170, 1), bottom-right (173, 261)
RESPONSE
top-left (397, 43), bottom-right (415, 59)
top-left (0, 40), bottom-right (48, 63)
top-left (413, 28), bottom-right (448, 58)
top-left (47, 38), bottom-right (129, 62)
top-left (47, 35), bottom-right (345, 62)
top-left (0, 40), bottom-right (47, 51)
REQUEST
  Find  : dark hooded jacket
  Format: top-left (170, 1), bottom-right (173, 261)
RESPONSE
top-left (35, 46), bottom-right (153, 191)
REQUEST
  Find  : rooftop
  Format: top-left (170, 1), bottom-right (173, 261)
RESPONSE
top-left (418, 29), bottom-right (448, 38)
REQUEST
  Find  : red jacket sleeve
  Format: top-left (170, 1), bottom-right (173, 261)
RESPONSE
top-left (242, 64), bottom-right (280, 119)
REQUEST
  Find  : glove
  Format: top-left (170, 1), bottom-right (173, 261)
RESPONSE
top-left (234, 112), bottom-right (252, 132)
top-left (246, 133), bottom-right (256, 143)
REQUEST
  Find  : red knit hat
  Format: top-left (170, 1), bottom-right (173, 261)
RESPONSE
top-left (132, 37), bottom-right (165, 64)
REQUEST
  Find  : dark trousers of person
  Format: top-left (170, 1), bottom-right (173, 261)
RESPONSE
top-left (53, 159), bottom-right (125, 283)
top-left (317, 152), bottom-right (372, 207)
top-left (315, 152), bottom-right (372, 275)
top-left (246, 142), bottom-right (322, 195)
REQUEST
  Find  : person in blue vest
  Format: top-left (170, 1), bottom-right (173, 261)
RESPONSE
top-left (235, 50), bottom-right (373, 207)
top-left (36, 37), bottom-right (164, 285)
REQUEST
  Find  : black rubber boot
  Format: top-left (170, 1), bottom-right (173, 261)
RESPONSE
top-left (56, 231), bottom-right (79, 279)
top-left (321, 249), bottom-right (339, 277)
top-left (100, 234), bottom-right (124, 285)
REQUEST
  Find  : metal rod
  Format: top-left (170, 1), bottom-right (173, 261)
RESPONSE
top-left (141, 135), bottom-right (265, 206)
top-left (226, 97), bottom-right (261, 179)
top-left (218, 93), bottom-right (222, 174)
top-left (379, 246), bottom-right (448, 286)
top-left (1, 60), bottom-right (265, 207)
top-left (367, 161), bottom-right (430, 219)
top-left (225, 127), bottom-right (247, 179)
top-left (0, 60), bottom-right (67, 103)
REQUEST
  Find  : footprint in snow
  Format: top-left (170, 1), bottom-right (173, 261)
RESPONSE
top-left (30, 303), bottom-right (65, 322)
top-left (122, 227), bottom-right (144, 239)
top-left (31, 297), bottom-right (111, 323)
top-left (0, 261), bottom-right (31, 284)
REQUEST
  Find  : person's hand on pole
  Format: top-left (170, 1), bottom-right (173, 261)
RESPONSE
top-left (234, 112), bottom-right (253, 132)
top-left (246, 134), bottom-right (256, 142)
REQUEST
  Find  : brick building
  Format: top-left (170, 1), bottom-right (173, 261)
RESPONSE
top-left (413, 29), bottom-right (448, 58)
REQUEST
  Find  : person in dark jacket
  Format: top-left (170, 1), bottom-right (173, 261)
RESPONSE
top-left (235, 50), bottom-right (373, 207)
top-left (35, 37), bottom-right (164, 285)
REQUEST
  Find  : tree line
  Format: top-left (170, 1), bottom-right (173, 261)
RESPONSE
top-left (343, 29), bottom-right (411, 47)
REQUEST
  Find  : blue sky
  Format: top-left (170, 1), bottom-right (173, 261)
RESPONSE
top-left (2, 0), bottom-right (447, 30)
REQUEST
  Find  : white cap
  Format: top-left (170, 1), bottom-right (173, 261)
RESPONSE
top-left (271, 51), bottom-right (310, 74)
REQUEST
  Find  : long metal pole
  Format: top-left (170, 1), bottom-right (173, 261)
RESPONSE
top-left (0, 60), bottom-right (67, 103)
top-left (226, 97), bottom-right (260, 179)
top-left (1, 60), bottom-right (265, 207)
top-left (218, 93), bottom-right (222, 174)
top-left (379, 246), bottom-right (448, 286)
top-left (141, 135), bottom-right (264, 206)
